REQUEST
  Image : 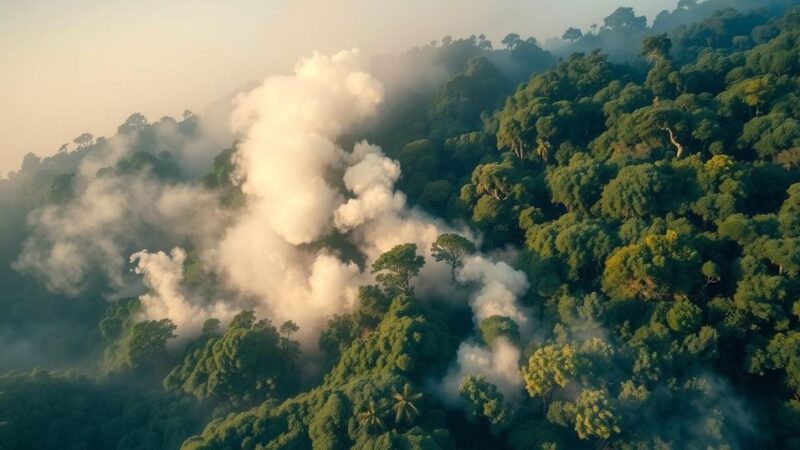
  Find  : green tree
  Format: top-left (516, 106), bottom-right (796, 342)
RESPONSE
top-left (545, 154), bottom-right (614, 213)
top-left (702, 261), bottom-right (722, 285)
top-left (667, 299), bottom-right (703, 333)
top-left (479, 315), bottom-right (521, 346)
top-left (428, 56), bottom-right (510, 142)
top-left (396, 139), bottom-right (441, 200)
top-left (72, 132), bottom-right (94, 148)
top-left (603, 7), bottom-right (647, 31)
top-left (740, 111), bottom-right (800, 159)
top-left (562, 27), bottom-right (583, 43)
top-left (164, 311), bottom-right (299, 406)
top-left (391, 383), bottom-right (422, 425)
top-left (641, 34), bottom-right (673, 64)
top-left (751, 331), bottom-right (800, 396)
top-left (502, 33), bottom-right (521, 50)
top-left (471, 161), bottom-right (516, 200)
top-left (309, 393), bottom-right (350, 450)
top-left (319, 314), bottom-right (361, 366)
top-left (497, 52), bottom-right (615, 161)
top-left (358, 401), bottom-right (385, 434)
top-left (599, 163), bottom-right (686, 220)
top-left (125, 319), bottom-right (176, 374)
top-left (371, 244), bottom-right (425, 295)
top-left (459, 375), bottom-right (514, 432)
top-left (117, 112), bottom-right (149, 134)
top-left (573, 389), bottom-right (621, 440)
top-left (461, 161), bottom-right (535, 246)
top-left (779, 184), bottom-right (800, 237)
top-left (526, 215), bottom-right (616, 282)
top-left (356, 285), bottom-right (392, 327)
top-left (742, 76), bottom-right (776, 116)
top-left (602, 230), bottom-right (701, 300)
top-left (202, 318), bottom-right (221, 335)
top-left (522, 344), bottom-right (577, 399)
top-left (431, 233), bottom-right (477, 280)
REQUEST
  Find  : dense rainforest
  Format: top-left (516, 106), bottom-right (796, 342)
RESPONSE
top-left (2, 1), bottom-right (800, 449)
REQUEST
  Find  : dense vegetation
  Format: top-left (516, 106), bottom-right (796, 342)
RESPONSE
top-left (2, 1), bottom-right (800, 449)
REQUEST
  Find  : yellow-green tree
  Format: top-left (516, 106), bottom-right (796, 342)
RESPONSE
top-left (573, 389), bottom-right (621, 440)
top-left (602, 230), bottom-right (701, 300)
top-left (522, 344), bottom-right (577, 398)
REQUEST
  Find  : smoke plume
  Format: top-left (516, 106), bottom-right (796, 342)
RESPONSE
top-left (438, 338), bottom-right (524, 403)
top-left (435, 256), bottom-right (530, 404)
top-left (457, 255), bottom-right (530, 331)
top-left (16, 48), bottom-right (531, 369)
top-left (209, 49), bottom-right (491, 346)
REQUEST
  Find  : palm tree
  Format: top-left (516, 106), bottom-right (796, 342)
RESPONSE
top-left (358, 401), bottom-right (384, 434)
top-left (392, 383), bottom-right (422, 424)
top-left (536, 138), bottom-right (551, 162)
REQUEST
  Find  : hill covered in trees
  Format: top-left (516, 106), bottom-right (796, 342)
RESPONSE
top-left (2, 1), bottom-right (800, 449)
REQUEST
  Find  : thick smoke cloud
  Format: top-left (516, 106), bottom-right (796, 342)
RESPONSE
top-left (14, 48), bottom-right (532, 384)
top-left (207, 49), bottom-right (488, 348)
top-left (227, 50), bottom-right (383, 245)
top-left (334, 141), bottom-right (461, 300)
top-left (208, 49), bottom-right (499, 347)
top-left (210, 49), bottom-right (386, 345)
top-left (334, 141), bottom-right (406, 231)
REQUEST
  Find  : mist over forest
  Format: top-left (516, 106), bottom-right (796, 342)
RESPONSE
top-left (2, 0), bottom-right (800, 449)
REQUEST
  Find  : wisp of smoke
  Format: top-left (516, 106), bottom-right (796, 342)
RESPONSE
top-left (438, 338), bottom-right (524, 403)
top-left (14, 138), bottom-right (225, 296)
top-left (130, 248), bottom-right (236, 339)
top-left (457, 255), bottom-right (530, 331)
top-left (433, 256), bottom-right (530, 405)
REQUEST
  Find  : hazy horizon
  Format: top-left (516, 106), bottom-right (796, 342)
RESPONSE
top-left (0, 0), bottom-right (671, 176)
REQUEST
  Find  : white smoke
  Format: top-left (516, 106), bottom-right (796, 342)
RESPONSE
top-left (334, 141), bottom-right (406, 231)
top-left (208, 49), bottom-right (485, 346)
top-left (333, 141), bottom-right (463, 299)
top-left (212, 49), bottom-right (390, 346)
top-left (438, 338), bottom-right (524, 403)
top-left (16, 47), bottom-right (531, 376)
top-left (14, 140), bottom-right (225, 296)
top-left (228, 49), bottom-right (384, 245)
top-left (130, 247), bottom-right (236, 338)
top-left (434, 255), bottom-right (530, 405)
top-left (139, 49), bottom-right (524, 350)
top-left (457, 255), bottom-right (530, 332)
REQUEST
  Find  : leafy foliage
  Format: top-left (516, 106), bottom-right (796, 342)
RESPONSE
top-left (459, 375), bottom-right (514, 432)
top-left (371, 244), bottom-right (425, 296)
top-left (4, 3), bottom-right (800, 449)
top-left (164, 311), bottom-right (301, 408)
top-left (430, 233), bottom-right (476, 279)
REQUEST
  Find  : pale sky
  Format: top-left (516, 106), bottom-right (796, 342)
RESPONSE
top-left (0, 0), bottom-right (673, 175)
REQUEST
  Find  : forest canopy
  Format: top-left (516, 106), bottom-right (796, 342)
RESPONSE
top-left (2, 1), bottom-right (800, 449)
